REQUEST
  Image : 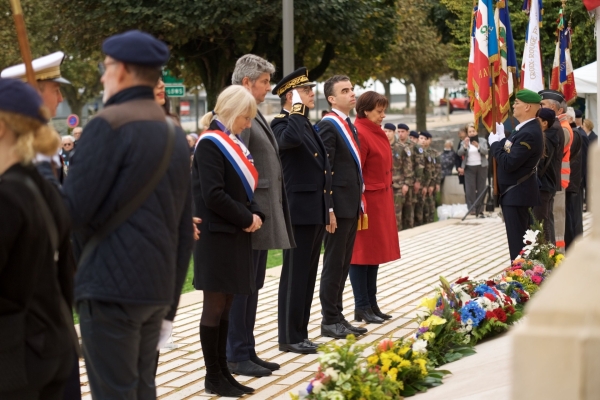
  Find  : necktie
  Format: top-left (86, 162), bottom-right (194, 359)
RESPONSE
top-left (346, 117), bottom-right (356, 138)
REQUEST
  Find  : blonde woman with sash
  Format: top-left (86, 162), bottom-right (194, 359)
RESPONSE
top-left (192, 85), bottom-right (264, 397)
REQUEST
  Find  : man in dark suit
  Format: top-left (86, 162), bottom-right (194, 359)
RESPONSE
top-left (271, 67), bottom-right (332, 354)
top-left (317, 75), bottom-right (367, 339)
top-left (226, 55), bottom-right (296, 377)
top-left (489, 89), bottom-right (543, 260)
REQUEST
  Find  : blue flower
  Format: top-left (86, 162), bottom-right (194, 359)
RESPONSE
top-left (474, 284), bottom-right (496, 298)
top-left (307, 382), bottom-right (313, 394)
top-left (460, 301), bottom-right (486, 327)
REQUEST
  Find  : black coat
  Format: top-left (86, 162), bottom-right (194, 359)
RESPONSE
top-left (491, 119), bottom-right (543, 207)
top-left (64, 86), bottom-right (194, 320)
top-left (575, 126), bottom-right (589, 190)
top-left (538, 123), bottom-right (561, 193)
top-left (271, 109), bottom-right (332, 225)
top-left (566, 123), bottom-right (583, 193)
top-left (0, 164), bottom-right (77, 389)
top-left (316, 114), bottom-right (361, 219)
top-left (192, 120), bottom-right (264, 295)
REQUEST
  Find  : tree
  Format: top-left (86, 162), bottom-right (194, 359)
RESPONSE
top-left (55, 0), bottom-right (397, 109)
top-left (0, 0), bottom-right (103, 119)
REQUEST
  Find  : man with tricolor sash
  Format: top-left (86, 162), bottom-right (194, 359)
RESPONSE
top-left (271, 68), bottom-right (332, 354)
top-left (317, 75), bottom-right (368, 339)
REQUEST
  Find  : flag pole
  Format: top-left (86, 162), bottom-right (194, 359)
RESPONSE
top-left (9, 0), bottom-right (37, 88)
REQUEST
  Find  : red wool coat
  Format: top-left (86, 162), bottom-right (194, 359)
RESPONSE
top-left (350, 117), bottom-right (401, 265)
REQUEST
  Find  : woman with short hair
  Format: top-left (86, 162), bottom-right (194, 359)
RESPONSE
top-left (0, 78), bottom-right (78, 399)
top-left (349, 91), bottom-right (400, 324)
top-left (457, 123), bottom-right (489, 217)
top-left (193, 85), bottom-right (265, 397)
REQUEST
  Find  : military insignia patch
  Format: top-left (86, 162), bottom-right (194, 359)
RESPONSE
top-left (274, 114), bottom-right (286, 118)
top-left (406, 149), bottom-right (411, 156)
top-left (519, 141), bottom-right (531, 150)
top-left (433, 158), bottom-right (436, 164)
top-left (419, 148), bottom-right (423, 153)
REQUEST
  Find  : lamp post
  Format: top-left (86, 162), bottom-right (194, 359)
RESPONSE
top-left (282, 0), bottom-right (294, 75)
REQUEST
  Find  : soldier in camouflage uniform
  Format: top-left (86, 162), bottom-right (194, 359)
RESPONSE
top-left (414, 131), bottom-right (432, 226)
top-left (398, 126), bottom-right (424, 229)
top-left (390, 124), bottom-right (414, 231)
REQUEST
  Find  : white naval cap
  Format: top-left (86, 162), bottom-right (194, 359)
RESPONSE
top-left (1, 51), bottom-right (70, 84)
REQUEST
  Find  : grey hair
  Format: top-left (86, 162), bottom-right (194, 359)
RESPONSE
top-left (566, 107), bottom-right (576, 121)
top-left (444, 139), bottom-right (454, 147)
top-left (547, 99), bottom-right (567, 114)
top-left (231, 54), bottom-right (275, 85)
top-left (62, 135), bottom-right (74, 143)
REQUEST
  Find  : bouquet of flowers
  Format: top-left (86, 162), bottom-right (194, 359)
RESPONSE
top-left (366, 338), bottom-right (449, 397)
top-left (291, 335), bottom-right (402, 400)
top-left (519, 219), bottom-right (563, 270)
top-left (414, 296), bottom-right (476, 366)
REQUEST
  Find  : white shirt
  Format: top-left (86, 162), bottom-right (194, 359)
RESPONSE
top-left (331, 108), bottom-right (349, 120)
top-left (465, 143), bottom-right (482, 166)
top-left (515, 118), bottom-right (536, 131)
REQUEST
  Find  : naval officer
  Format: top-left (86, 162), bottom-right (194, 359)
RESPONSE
top-left (489, 89), bottom-right (543, 260)
top-left (271, 68), bottom-right (332, 354)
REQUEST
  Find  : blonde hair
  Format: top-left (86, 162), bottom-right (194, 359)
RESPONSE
top-left (0, 108), bottom-right (61, 164)
top-left (199, 85), bottom-right (257, 133)
top-left (583, 119), bottom-right (594, 131)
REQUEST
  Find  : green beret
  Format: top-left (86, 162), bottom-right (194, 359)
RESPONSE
top-left (516, 89), bottom-right (542, 104)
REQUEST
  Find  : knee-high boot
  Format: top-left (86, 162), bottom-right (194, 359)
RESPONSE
top-left (218, 320), bottom-right (254, 394)
top-left (200, 324), bottom-right (244, 397)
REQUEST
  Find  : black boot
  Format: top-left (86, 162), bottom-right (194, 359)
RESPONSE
top-left (354, 308), bottom-right (384, 324)
top-left (372, 305), bottom-right (392, 320)
top-left (218, 320), bottom-right (255, 393)
top-left (200, 325), bottom-right (244, 397)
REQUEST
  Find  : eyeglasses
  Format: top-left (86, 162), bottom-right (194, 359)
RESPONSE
top-left (63, 143), bottom-right (73, 147)
top-left (98, 61), bottom-right (119, 75)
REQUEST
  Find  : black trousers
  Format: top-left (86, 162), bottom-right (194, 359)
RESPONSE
top-left (501, 205), bottom-right (530, 261)
top-left (227, 249), bottom-right (267, 362)
top-left (78, 300), bottom-right (169, 400)
top-left (320, 217), bottom-right (358, 325)
top-left (0, 347), bottom-right (72, 400)
top-left (565, 191), bottom-right (583, 249)
top-left (532, 190), bottom-right (555, 244)
top-left (278, 224), bottom-right (325, 344)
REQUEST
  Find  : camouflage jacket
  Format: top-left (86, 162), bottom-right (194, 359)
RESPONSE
top-left (392, 140), bottom-right (414, 189)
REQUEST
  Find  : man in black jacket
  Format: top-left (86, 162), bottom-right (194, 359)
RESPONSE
top-left (271, 68), bottom-right (332, 354)
top-left (564, 108), bottom-right (584, 249)
top-left (533, 108), bottom-right (560, 243)
top-left (489, 89), bottom-right (543, 260)
top-left (317, 75), bottom-right (367, 339)
top-left (63, 31), bottom-right (194, 398)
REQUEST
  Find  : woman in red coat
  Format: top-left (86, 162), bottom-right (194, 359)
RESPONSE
top-left (350, 91), bottom-right (401, 323)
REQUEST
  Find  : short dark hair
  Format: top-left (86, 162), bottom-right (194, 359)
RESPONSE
top-left (321, 109), bottom-right (329, 117)
top-left (324, 75), bottom-right (350, 107)
top-left (124, 63), bottom-right (162, 86)
top-left (355, 91), bottom-right (388, 118)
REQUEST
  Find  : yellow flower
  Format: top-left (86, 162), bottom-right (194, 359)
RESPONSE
top-left (505, 277), bottom-right (513, 282)
top-left (413, 358), bottom-right (428, 376)
top-left (427, 315), bottom-right (447, 326)
top-left (398, 346), bottom-right (410, 356)
top-left (419, 296), bottom-right (437, 311)
top-left (381, 358), bottom-right (392, 373)
top-left (387, 367), bottom-right (398, 381)
top-left (398, 359), bottom-right (411, 369)
top-left (367, 354), bottom-right (379, 365)
top-left (423, 332), bottom-right (436, 341)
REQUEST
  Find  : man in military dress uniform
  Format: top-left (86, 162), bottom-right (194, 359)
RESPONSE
top-left (391, 125), bottom-right (414, 231)
top-left (271, 68), bottom-right (332, 354)
top-left (489, 89), bottom-right (543, 260)
top-left (398, 126), bottom-right (423, 229)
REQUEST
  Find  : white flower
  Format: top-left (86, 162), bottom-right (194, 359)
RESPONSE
top-left (523, 230), bottom-right (539, 246)
top-left (325, 367), bottom-right (339, 382)
top-left (312, 380), bottom-right (323, 394)
top-left (412, 339), bottom-right (428, 353)
top-left (462, 334), bottom-right (471, 344)
top-left (475, 296), bottom-right (495, 311)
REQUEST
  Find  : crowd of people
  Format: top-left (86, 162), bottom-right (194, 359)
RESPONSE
top-left (0, 26), bottom-right (595, 400)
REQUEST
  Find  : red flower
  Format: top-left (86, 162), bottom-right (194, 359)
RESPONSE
top-left (506, 305), bottom-right (516, 314)
top-left (455, 277), bottom-right (469, 284)
top-left (485, 311), bottom-right (497, 320)
top-left (486, 280), bottom-right (496, 287)
top-left (453, 311), bottom-right (461, 322)
top-left (549, 249), bottom-right (555, 256)
top-left (520, 249), bottom-right (525, 255)
top-left (484, 293), bottom-right (496, 302)
top-left (493, 308), bottom-right (507, 323)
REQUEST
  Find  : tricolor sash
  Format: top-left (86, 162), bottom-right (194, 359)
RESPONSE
top-left (199, 130), bottom-right (259, 201)
top-left (322, 113), bottom-right (368, 230)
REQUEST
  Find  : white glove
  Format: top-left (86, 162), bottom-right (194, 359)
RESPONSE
top-left (488, 132), bottom-right (500, 146)
top-left (157, 319), bottom-right (173, 350)
top-left (495, 122), bottom-right (506, 139)
top-left (291, 89), bottom-right (302, 105)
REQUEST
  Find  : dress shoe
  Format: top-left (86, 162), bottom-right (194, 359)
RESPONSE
top-left (371, 305), bottom-right (392, 320)
top-left (341, 319), bottom-right (368, 335)
top-left (250, 355), bottom-right (280, 371)
top-left (279, 341), bottom-right (317, 354)
top-left (321, 323), bottom-right (354, 339)
top-left (303, 339), bottom-right (319, 348)
top-left (354, 308), bottom-right (384, 324)
top-left (227, 360), bottom-right (271, 377)
top-left (205, 371), bottom-right (245, 397)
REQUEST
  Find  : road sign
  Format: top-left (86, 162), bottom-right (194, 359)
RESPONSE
top-left (180, 101), bottom-right (190, 116)
top-left (165, 85), bottom-right (186, 97)
top-left (67, 114), bottom-right (79, 128)
top-left (162, 70), bottom-right (184, 84)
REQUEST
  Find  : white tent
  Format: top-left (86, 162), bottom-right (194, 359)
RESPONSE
top-left (574, 61), bottom-right (598, 127)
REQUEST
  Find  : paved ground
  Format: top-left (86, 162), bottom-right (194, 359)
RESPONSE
top-left (76, 210), bottom-right (590, 399)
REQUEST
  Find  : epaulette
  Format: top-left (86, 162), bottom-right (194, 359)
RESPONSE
top-left (274, 114), bottom-right (287, 119)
